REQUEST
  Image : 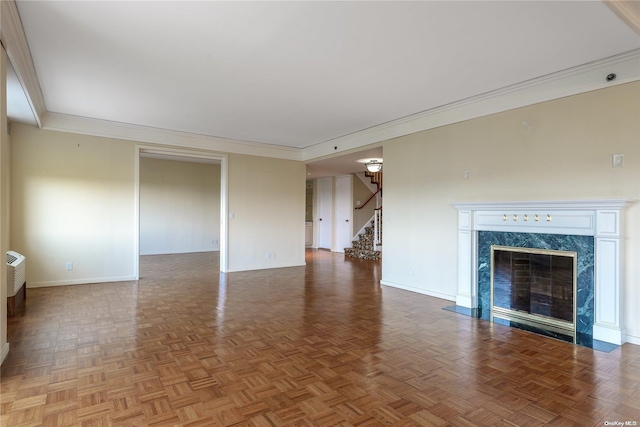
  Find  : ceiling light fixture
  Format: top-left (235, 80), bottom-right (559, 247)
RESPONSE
top-left (365, 160), bottom-right (382, 172)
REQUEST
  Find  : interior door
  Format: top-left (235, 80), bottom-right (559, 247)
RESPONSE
top-left (334, 175), bottom-right (353, 253)
top-left (316, 177), bottom-right (333, 249)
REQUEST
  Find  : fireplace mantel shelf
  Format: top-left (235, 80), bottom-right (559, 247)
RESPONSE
top-left (453, 199), bottom-right (633, 211)
top-left (453, 199), bottom-right (631, 345)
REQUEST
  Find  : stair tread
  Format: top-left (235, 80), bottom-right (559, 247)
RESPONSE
top-left (344, 248), bottom-right (381, 260)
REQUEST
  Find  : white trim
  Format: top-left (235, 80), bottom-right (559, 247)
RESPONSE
top-left (381, 280), bottom-right (455, 302)
top-left (0, 343), bottom-right (9, 365)
top-left (626, 334), bottom-right (640, 346)
top-left (28, 276), bottom-right (137, 288)
top-left (595, 236), bottom-right (624, 344)
top-left (303, 49), bottom-right (640, 160)
top-left (134, 147), bottom-right (140, 280)
top-left (0, 0), bottom-right (46, 126)
top-left (597, 210), bottom-right (622, 236)
top-left (594, 324), bottom-right (627, 347)
top-left (224, 262), bottom-right (306, 273)
top-left (453, 200), bottom-right (634, 237)
top-left (455, 294), bottom-right (474, 309)
top-left (140, 249), bottom-right (220, 256)
top-left (219, 153), bottom-right (229, 272)
top-left (456, 228), bottom-right (477, 309)
top-left (43, 112), bottom-right (302, 161)
top-left (136, 146), bottom-right (229, 273)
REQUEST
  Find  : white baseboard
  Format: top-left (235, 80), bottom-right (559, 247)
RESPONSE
top-left (226, 262), bottom-right (306, 273)
top-left (624, 334), bottom-right (640, 346)
top-left (0, 343), bottom-right (9, 365)
top-left (140, 249), bottom-right (219, 256)
top-left (28, 276), bottom-right (137, 288)
top-left (380, 280), bottom-right (455, 302)
top-left (593, 324), bottom-right (626, 346)
top-left (455, 294), bottom-right (474, 309)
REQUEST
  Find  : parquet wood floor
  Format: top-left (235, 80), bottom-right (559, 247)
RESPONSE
top-left (2, 250), bottom-right (639, 426)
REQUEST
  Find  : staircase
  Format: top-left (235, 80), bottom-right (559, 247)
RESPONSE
top-left (364, 170), bottom-right (382, 191)
top-left (345, 170), bottom-right (382, 260)
top-left (344, 218), bottom-right (381, 260)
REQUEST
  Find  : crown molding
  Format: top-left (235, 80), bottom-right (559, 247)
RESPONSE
top-left (0, 0), bottom-right (45, 127)
top-left (302, 49), bottom-right (640, 162)
top-left (42, 112), bottom-right (303, 161)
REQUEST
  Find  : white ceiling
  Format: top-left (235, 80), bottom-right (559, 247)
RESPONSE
top-left (9, 0), bottom-right (640, 157)
top-left (306, 146), bottom-right (383, 179)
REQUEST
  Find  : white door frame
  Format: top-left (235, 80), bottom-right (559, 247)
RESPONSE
top-left (135, 146), bottom-right (229, 276)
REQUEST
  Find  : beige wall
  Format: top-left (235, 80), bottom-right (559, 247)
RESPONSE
top-left (9, 124), bottom-right (306, 286)
top-left (140, 157), bottom-right (221, 255)
top-left (353, 175), bottom-right (375, 235)
top-left (381, 81), bottom-right (640, 343)
top-left (10, 125), bottom-right (137, 287)
top-left (227, 153), bottom-right (306, 271)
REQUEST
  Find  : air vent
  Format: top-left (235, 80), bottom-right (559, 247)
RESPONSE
top-left (7, 251), bottom-right (26, 297)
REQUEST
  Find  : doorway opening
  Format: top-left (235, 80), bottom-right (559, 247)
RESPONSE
top-left (135, 146), bottom-right (228, 277)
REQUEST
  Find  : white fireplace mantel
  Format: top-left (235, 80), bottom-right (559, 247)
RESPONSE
top-left (453, 199), bottom-right (633, 345)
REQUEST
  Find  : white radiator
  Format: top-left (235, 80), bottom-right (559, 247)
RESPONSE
top-left (7, 251), bottom-right (26, 297)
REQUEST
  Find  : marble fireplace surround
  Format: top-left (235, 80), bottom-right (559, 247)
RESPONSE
top-left (453, 200), bottom-right (630, 345)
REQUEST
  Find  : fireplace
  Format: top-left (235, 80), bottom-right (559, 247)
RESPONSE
top-left (491, 245), bottom-right (577, 343)
top-left (453, 200), bottom-right (629, 346)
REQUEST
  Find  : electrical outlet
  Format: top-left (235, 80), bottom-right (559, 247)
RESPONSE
top-left (411, 269), bottom-right (415, 277)
top-left (464, 170), bottom-right (470, 180)
top-left (66, 262), bottom-right (73, 271)
top-left (613, 154), bottom-right (624, 168)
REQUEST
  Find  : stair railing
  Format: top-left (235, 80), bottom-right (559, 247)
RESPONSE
top-left (374, 207), bottom-right (382, 248)
top-left (354, 171), bottom-right (382, 249)
top-left (354, 187), bottom-right (381, 210)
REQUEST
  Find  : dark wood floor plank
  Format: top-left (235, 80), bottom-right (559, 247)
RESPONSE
top-left (2, 249), bottom-right (640, 426)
